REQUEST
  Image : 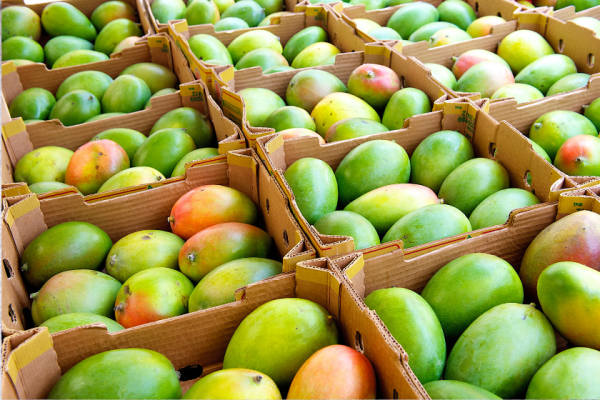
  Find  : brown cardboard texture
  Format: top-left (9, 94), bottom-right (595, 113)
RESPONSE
top-left (1, 148), bottom-right (315, 337)
top-left (550, 3), bottom-right (600, 24)
top-left (256, 97), bottom-right (578, 261)
top-left (556, 183), bottom-right (600, 219)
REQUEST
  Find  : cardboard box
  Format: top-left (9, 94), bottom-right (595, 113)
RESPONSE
top-left (1, 262), bottom-right (426, 399)
top-left (530, 4), bottom-right (600, 36)
top-left (557, 183), bottom-right (600, 218)
top-left (256, 97), bottom-right (579, 260)
top-left (1, 148), bottom-right (316, 337)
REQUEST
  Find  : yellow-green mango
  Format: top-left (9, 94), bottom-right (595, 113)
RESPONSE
top-left (91, 1), bottom-right (138, 31)
top-left (227, 30), bottom-right (282, 64)
top-left (144, 88), bottom-right (178, 109)
top-left (497, 30), bottom-right (554, 74)
top-left (214, 17), bottom-right (249, 31)
top-left (120, 62), bottom-right (178, 95)
top-left (151, 107), bottom-right (215, 148)
top-left (189, 34), bottom-right (232, 64)
top-left (491, 83), bottom-right (544, 104)
top-left (2, 6), bottom-right (41, 41)
top-left (429, 27), bottom-right (472, 48)
top-left (368, 27), bottom-right (402, 40)
top-left (221, 0), bottom-right (265, 27)
top-left (425, 63), bottom-right (457, 90)
top-left (313, 211), bottom-right (380, 250)
top-left (14, 146), bottom-right (73, 185)
top-left (258, 11), bottom-right (290, 26)
top-left (437, 0), bottom-right (476, 30)
top-left (286, 69), bottom-right (347, 113)
top-left (44, 36), bottom-right (94, 67)
top-left (183, 369), bottom-right (281, 399)
top-left (283, 26), bottom-right (328, 64)
top-left (236, 48), bottom-right (289, 71)
top-left (41, 2), bottom-right (97, 41)
top-left (325, 118), bottom-right (388, 142)
top-left (113, 36), bottom-right (140, 54)
top-left (291, 42), bottom-right (340, 69)
top-left (515, 54), bottom-right (577, 95)
top-left (238, 88), bottom-right (285, 127)
top-left (29, 182), bottom-right (75, 195)
top-left (95, 18), bottom-right (143, 55)
top-left (171, 148), bottom-right (220, 177)
top-left (102, 75), bottom-right (152, 113)
top-left (213, 0), bottom-right (235, 14)
top-left (382, 88), bottom-right (431, 130)
top-left (52, 49), bottom-right (109, 69)
top-left (56, 70), bottom-right (113, 101)
top-left (97, 166), bottom-right (165, 193)
top-left (547, 73), bottom-right (590, 96)
top-left (85, 112), bottom-right (125, 122)
top-left (424, 380), bottom-right (501, 400)
top-left (91, 128), bottom-right (147, 160)
top-left (312, 93), bottom-right (380, 137)
top-left (469, 188), bottom-right (540, 230)
top-left (185, 0), bottom-right (220, 25)
top-left (49, 90), bottom-right (102, 126)
top-left (354, 18), bottom-right (380, 33)
top-left (410, 21), bottom-right (458, 42)
top-left (263, 106), bottom-right (316, 132)
top-left (151, 0), bottom-right (186, 23)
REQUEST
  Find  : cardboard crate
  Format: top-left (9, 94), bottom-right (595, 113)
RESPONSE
top-left (1, 148), bottom-right (316, 337)
top-left (533, 4), bottom-right (600, 33)
top-left (1, 261), bottom-right (427, 400)
top-left (256, 97), bottom-right (580, 260)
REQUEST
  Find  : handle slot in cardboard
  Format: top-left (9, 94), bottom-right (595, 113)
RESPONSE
top-left (3, 259), bottom-right (14, 278)
top-left (8, 303), bottom-right (17, 323)
top-left (178, 364), bottom-right (204, 382)
top-left (589, 53), bottom-right (596, 68)
top-left (393, 389), bottom-right (399, 399)
top-left (489, 142), bottom-right (497, 158)
top-left (355, 330), bottom-right (364, 353)
top-left (283, 230), bottom-right (289, 248)
top-left (558, 39), bottom-right (565, 53)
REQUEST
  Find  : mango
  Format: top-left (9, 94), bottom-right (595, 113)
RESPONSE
top-left (52, 50), bottom-right (109, 69)
top-left (531, 139), bottom-right (552, 163)
top-left (286, 70), bottom-right (347, 113)
top-left (214, 0), bottom-right (235, 14)
top-left (437, 0), bottom-right (476, 30)
top-left (151, 0), bottom-right (187, 23)
top-left (349, 0), bottom-right (387, 9)
top-left (313, 211), bottom-right (380, 250)
top-left (425, 63), bottom-right (457, 89)
top-left (145, 88), bottom-right (178, 108)
top-left (263, 106), bottom-right (315, 132)
top-left (91, 1), bottom-right (137, 31)
top-left (238, 88), bottom-right (285, 127)
top-left (106, 230), bottom-right (184, 283)
top-left (171, 148), bottom-right (219, 177)
top-left (452, 49), bottom-right (512, 80)
top-left (14, 146), bottom-right (73, 185)
top-left (555, 0), bottom-right (600, 10)
top-left (410, 130), bottom-right (474, 193)
top-left (312, 93), bottom-right (380, 137)
top-left (325, 118), bottom-right (388, 142)
top-left (29, 182), bottom-right (75, 195)
top-left (113, 36), bottom-right (141, 54)
top-left (44, 36), bottom-right (94, 67)
top-left (86, 113), bottom-right (125, 122)
top-left (368, 27), bottom-right (402, 40)
top-left (65, 140), bottom-right (130, 195)
top-left (445, 303), bottom-right (556, 398)
top-left (529, 110), bottom-right (597, 160)
top-left (120, 62), bottom-right (178, 95)
top-left (547, 73), bottom-right (591, 96)
top-left (56, 71), bottom-right (113, 101)
top-left (255, 0), bottom-right (283, 16)
top-left (348, 64), bottom-right (400, 110)
top-left (424, 380), bottom-right (501, 400)
top-left (288, 345), bottom-right (376, 399)
top-left (526, 347), bottom-right (600, 399)
top-left (151, 107), bottom-right (214, 148)
top-left (91, 128), bottom-right (147, 160)
top-left (409, 21), bottom-right (457, 42)
top-left (439, 158), bottom-right (510, 217)
top-left (11, 60), bottom-right (36, 66)
top-left (386, 3), bottom-right (439, 39)
top-left (133, 128), bottom-right (195, 177)
top-left (265, 66), bottom-right (295, 74)
top-left (186, 0), bottom-right (220, 25)
top-left (469, 188), bottom-right (540, 230)
top-left (95, 18), bottom-right (143, 55)
top-left (354, 18), bottom-right (381, 33)
top-left (497, 30), bottom-right (555, 74)
top-left (97, 167), bottom-right (165, 193)
top-left (491, 83), bottom-right (544, 104)
top-left (291, 42), bottom-right (340, 69)
top-left (102, 75), bottom-right (152, 113)
top-left (48, 349), bottom-right (182, 399)
top-left (281, 128), bottom-right (326, 144)
top-left (183, 369), bottom-right (281, 399)
top-left (585, 96), bottom-right (600, 130)
top-left (429, 27), bottom-right (472, 48)
top-left (466, 16), bottom-right (507, 38)
top-left (364, 288), bottom-right (445, 383)
top-left (40, 312), bottom-right (124, 334)
top-left (283, 26), bottom-right (328, 64)
top-left (515, 54), bottom-right (577, 95)
top-left (555, 134), bottom-right (600, 176)
top-left (221, 0), bottom-right (265, 27)
top-left (456, 62), bottom-right (515, 98)
top-left (9, 88), bottom-right (56, 121)
top-left (189, 34), bottom-right (232, 64)
top-left (571, 15), bottom-right (600, 35)
top-left (2, 6), bottom-right (41, 41)
top-left (223, 298), bottom-right (339, 389)
top-left (258, 11), bottom-right (291, 26)
top-left (49, 90), bottom-right (101, 126)
top-left (31, 270), bottom-right (121, 326)
top-left (41, 2), bottom-right (97, 41)
top-left (23, 119), bottom-right (44, 124)
top-left (2, 37), bottom-right (44, 63)
top-left (421, 253), bottom-right (523, 341)
top-left (236, 48), bottom-right (289, 71)
top-left (169, 185), bottom-right (258, 239)
top-left (21, 221), bottom-right (112, 288)
top-left (214, 17), bottom-right (249, 31)
top-left (382, 88), bottom-right (431, 130)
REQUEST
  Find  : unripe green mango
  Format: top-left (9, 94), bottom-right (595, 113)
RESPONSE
top-left (227, 30), bottom-right (282, 64)
top-left (555, 0), bottom-right (600, 11)
top-left (145, 88), bottom-right (178, 109)
top-left (41, 2), bottom-right (97, 41)
top-left (185, 0), bottom-right (220, 25)
top-left (425, 63), bottom-right (457, 90)
top-left (91, 1), bottom-right (138, 31)
top-left (189, 34), bottom-right (232, 64)
top-left (151, 0), bottom-right (187, 23)
top-left (102, 75), bottom-right (152, 113)
top-left (214, 17), bottom-right (249, 31)
top-left (14, 146), bottom-right (73, 185)
top-left (150, 107), bottom-right (215, 148)
top-left (547, 73), bottom-right (590, 96)
top-left (221, 0), bottom-right (265, 27)
top-left (28, 182), bottom-right (75, 195)
top-left (56, 71), bottom-right (113, 101)
top-left (515, 54), bottom-right (577, 95)
top-left (349, 0), bottom-right (388, 10)
top-left (314, 211), bottom-right (380, 250)
top-left (409, 21), bottom-right (458, 42)
top-left (283, 26), bottom-right (328, 64)
top-left (263, 106), bottom-right (316, 132)
top-left (171, 148), bottom-right (220, 177)
top-left (238, 88), bottom-right (285, 127)
top-left (387, 3), bottom-right (439, 39)
top-left (39, 312), bottom-right (124, 334)
top-left (44, 36), bottom-right (94, 67)
top-left (52, 50), bottom-right (109, 69)
top-left (491, 83), bottom-right (544, 104)
top-left (50, 90), bottom-right (101, 126)
top-left (368, 27), bottom-right (402, 40)
top-left (86, 112), bottom-right (125, 122)
top-left (9, 88), bottom-right (56, 121)
top-left (2, 37), bottom-right (44, 63)
top-left (236, 48), bottom-right (289, 71)
top-left (424, 380), bottom-right (501, 400)
top-left (437, 0), bottom-right (476, 30)
top-left (469, 188), bottom-right (540, 230)
top-left (133, 128), bottom-right (196, 177)
top-left (325, 118), bottom-right (388, 142)
top-left (382, 88), bottom-right (431, 130)
top-left (120, 62), bottom-right (178, 95)
top-left (91, 128), bottom-right (147, 161)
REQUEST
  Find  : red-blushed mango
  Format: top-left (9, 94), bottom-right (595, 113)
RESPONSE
top-left (169, 185), bottom-right (258, 239)
top-left (65, 140), bottom-right (130, 195)
top-left (280, 128), bottom-right (326, 144)
top-left (312, 93), bottom-right (380, 137)
top-left (466, 16), bottom-right (507, 38)
top-left (554, 134), bottom-right (600, 176)
top-left (455, 62), bottom-right (515, 98)
top-left (286, 70), bottom-right (347, 113)
top-left (114, 267), bottom-right (194, 328)
top-left (91, 1), bottom-right (138, 31)
top-left (424, 380), bottom-right (501, 400)
top-left (497, 30), bottom-right (554, 74)
top-left (287, 345), bottom-right (376, 399)
top-left (263, 106), bottom-right (316, 133)
top-left (520, 210), bottom-right (600, 299)
top-left (452, 49), bottom-right (511, 80)
top-left (183, 369), bottom-right (281, 399)
top-left (347, 64), bottom-right (400, 110)
top-left (179, 222), bottom-right (274, 282)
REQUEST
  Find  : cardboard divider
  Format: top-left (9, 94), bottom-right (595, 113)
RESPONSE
top-left (556, 183), bottom-right (600, 218)
top-left (550, 3), bottom-right (600, 23)
top-left (255, 97), bottom-right (578, 260)
top-left (1, 148), bottom-right (316, 338)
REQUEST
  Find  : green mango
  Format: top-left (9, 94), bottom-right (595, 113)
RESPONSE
top-left (2, 6), bottom-right (41, 42)
top-left (469, 188), bottom-right (540, 230)
top-left (223, 298), bottom-right (339, 389)
top-left (106, 230), bottom-right (184, 283)
top-left (349, 0), bottom-right (387, 11)
top-left (23, 119), bottom-right (44, 124)
top-left (238, 88), bottom-right (285, 127)
top-left (325, 118), bottom-right (388, 142)
top-left (283, 26), bottom-right (328, 64)
top-left (236, 48), bottom-right (289, 71)
top-left (264, 65), bottom-right (295, 74)
top-left (555, 0), bottom-right (600, 11)
top-left (189, 258), bottom-right (282, 311)
top-left (382, 88), bottom-right (431, 130)
top-left (284, 158), bottom-right (337, 225)
top-left (50, 90), bottom-right (101, 126)
top-left (571, 15), bottom-right (600, 35)
top-left (31, 270), bottom-right (121, 326)
top-left (28, 182), bottom-right (75, 195)
top-left (48, 349), bottom-right (182, 399)
top-left (91, 128), bottom-right (147, 160)
top-left (312, 93), bottom-right (380, 137)
top-left (41, 3), bottom-right (97, 41)
top-left (425, 63), bottom-right (457, 90)
top-left (183, 369), bottom-right (281, 399)
top-left (102, 75), bottom-right (152, 113)
top-left (368, 27), bottom-right (402, 40)
top-left (91, 1), bottom-right (138, 31)
top-left (150, 107), bottom-right (215, 148)
top-left (313, 211), bottom-right (380, 250)
top-left (387, 0), bottom-right (412, 5)
top-left (56, 71), bottom-right (113, 101)
top-left (221, 1), bottom-right (265, 27)
top-left (437, 0), bottom-right (476, 31)
top-left (133, 128), bottom-right (196, 177)
top-left (113, 36), bottom-right (141, 54)
top-left (44, 36), bottom-right (94, 67)
top-left (85, 112), bottom-right (125, 122)
top-left (529, 110), bottom-right (598, 161)
top-left (497, 30), bottom-right (554, 74)
top-left (39, 312), bottom-right (124, 334)
top-left (439, 158), bottom-right (510, 217)
top-left (228, 30), bottom-right (282, 64)
top-left (291, 42), bottom-right (340, 69)
top-left (421, 253), bottom-right (524, 342)
top-left (353, 18), bottom-right (380, 33)
top-left (14, 146), bottom-right (73, 185)
top-left (258, 11), bottom-right (290, 26)
top-left (445, 303), bottom-right (556, 398)
top-left (189, 34), bottom-right (233, 64)
top-left (151, 0), bottom-right (187, 23)
top-left (95, 18), bottom-right (142, 55)
top-left (21, 221), bottom-right (112, 288)
top-left (491, 83), bottom-right (544, 104)
top-left (387, 3), bottom-right (439, 39)
top-left (364, 288), bottom-right (445, 384)
top-left (52, 50), bottom-right (109, 69)
top-left (409, 21), bottom-right (458, 42)
top-left (286, 69), bottom-right (347, 113)
top-left (120, 63), bottom-right (178, 95)
top-left (213, 0), bottom-right (235, 14)
top-left (263, 106), bottom-right (315, 132)
top-left (383, 204), bottom-right (472, 247)
top-left (515, 54), bottom-right (577, 95)
top-left (455, 62), bottom-right (515, 98)
top-left (11, 60), bottom-right (36, 66)
top-left (526, 347), bottom-right (600, 399)
top-left (547, 73), bottom-right (590, 96)
top-left (9, 88), bottom-right (56, 121)
top-left (429, 27), bottom-right (472, 47)
top-left (336, 140), bottom-right (410, 207)
top-left (185, 0), bottom-right (220, 25)
top-left (530, 140), bottom-right (552, 163)
top-left (171, 148), bottom-right (220, 177)
top-left (145, 88), bottom-right (178, 108)
top-left (424, 380), bottom-right (501, 400)
top-left (214, 17), bottom-right (250, 31)
top-left (585, 96), bottom-right (600, 131)
top-left (98, 167), bottom-right (166, 193)
top-left (2, 37), bottom-right (44, 63)
top-left (254, 0), bottom-right (283, 16)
